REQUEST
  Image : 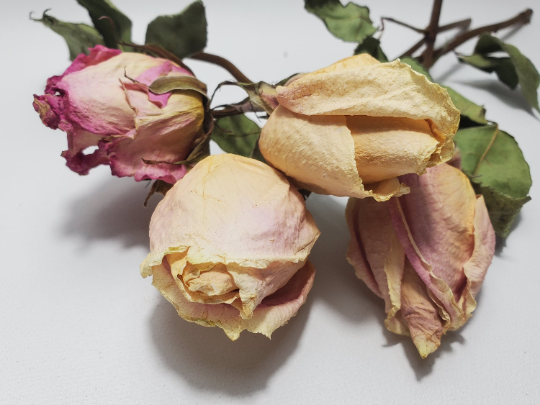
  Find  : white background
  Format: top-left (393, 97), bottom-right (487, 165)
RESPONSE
top-left (2, 0), bottom-right (540, 404)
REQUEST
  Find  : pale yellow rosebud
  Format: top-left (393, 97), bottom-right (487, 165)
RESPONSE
top-left (260, 54), bottom-right (460, 201)
top-left (141, 154), bottom-right (320, 340)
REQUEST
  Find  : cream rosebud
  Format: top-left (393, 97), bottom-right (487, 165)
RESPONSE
top-left (33, 45), bottom-right (205, 183)
top-left (346, 163), bottom-right (495, 358)
top-left (141, 154), bottom-right (320, 339)
top-left (260, 54), bottom-right (460, 201)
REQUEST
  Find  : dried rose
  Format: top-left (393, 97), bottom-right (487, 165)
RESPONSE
top-left (346, 163), bottom-right (495, 358)
top-left (141, 154), bottom-right (320, 339)
top-left (33, 45), bottom-right (205, 183)
top-left (260, 54), bottom-right (460, 201)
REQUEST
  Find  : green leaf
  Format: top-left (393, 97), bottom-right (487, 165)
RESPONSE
top-left (76, 0), bottom-right (132, 48)
top-left (305, 0), bottom-right (377, 43)
top-left (354, 36), bottom-right (388, 62)
top-left (32, 11), bottom-right (103, 60)
top-left (454, 125), bottom-right (531, 237)
top-left (211, 115), bottom-right (261, 159)
top-left (458, 34), bottom-right (540, 111)
top-left (443, 86), bottom-right (487, 126)
top-left (400, 57), bottom-right (487, 125)
top-left (145, 1), bottom-right (207, 60)
top-left (400, 56), bottom-right (433, 80)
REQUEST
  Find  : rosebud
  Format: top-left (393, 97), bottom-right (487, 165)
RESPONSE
top-left (141, 154), bottom-right (320, 339)
top-left (260, 54), bottom-right (460, 201)
top-left (33, 45), bottom-right (205, 183)
top-left (346, 163), bottom-right (495, 358)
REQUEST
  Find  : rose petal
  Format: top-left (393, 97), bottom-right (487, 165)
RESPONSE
top-left (260, 105), bottom-right (409, 201)
top-left (150, 259), bottom-right (316, 340)
top-left (400, 260), bottom-right (444, 358)
top-left (389, 164), bottom-right (479, 330)
top-left (348, 115), bottom-right (439, 183)
top-left (277, 55), bottom-right (460, 164)
top-left (141, 154), bottom-right (320, 318)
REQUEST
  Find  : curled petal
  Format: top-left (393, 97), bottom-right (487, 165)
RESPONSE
top-left (277, 54), bottom-right (460, 164)
top-left (151, 259), bottom-right (316, 340)
top-left (260, 106), bottom-right (408, 201)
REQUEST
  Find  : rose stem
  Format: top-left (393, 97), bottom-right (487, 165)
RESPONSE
top-left (399, 19), bottom-right (471, 58)
top-left (189, 52), bottom-right (253, 83)
top-left (431, 8), bottom-right (533, 62)
top-left (422, 0), bottom-right (443, 69)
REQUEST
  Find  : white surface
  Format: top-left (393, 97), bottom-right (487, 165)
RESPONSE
top-left (2, 0), bottom-right (540, 403)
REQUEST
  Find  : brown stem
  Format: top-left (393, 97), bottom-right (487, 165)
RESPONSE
top-left (381, 17), bottom-right (426, 34)
top-left (400, 38), bottom-right (425, 58)
top-left (433, 8), bottom-right (533, 61)
top-left (422, 0), bottom-right (443, 69)
top-left (189, 52), bottom-right (252, 83)
top-left (439, 18), bottom-right (471, 32)
top-left (399, 18), bottom-right (470, 58)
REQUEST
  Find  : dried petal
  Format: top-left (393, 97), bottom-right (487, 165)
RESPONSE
top-left (142, 154), bottom-right (320, 337)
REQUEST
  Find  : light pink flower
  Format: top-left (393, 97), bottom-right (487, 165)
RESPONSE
top-left (33, 45), bottom-right (205, 183)
top-left (141, 154), bottom-right (320, 339)
top-left (346, 163), bottom-right (495, 358)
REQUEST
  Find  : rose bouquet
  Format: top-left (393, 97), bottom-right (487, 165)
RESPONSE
top-left (32, 0), bottom-right (535, 358)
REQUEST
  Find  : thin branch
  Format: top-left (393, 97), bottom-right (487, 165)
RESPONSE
top-left (439, 18), bottom-right (471, 32)
top-left (189, 52), bottom-right (252, 83)
top-left (400, 37), bottom-right (425, 58)
top-left (422, 0), bottom-right (444, 69)
top-left (381, 17), bottom-right (426, 34)
top-left (433, 8), bottom-right (533, 61)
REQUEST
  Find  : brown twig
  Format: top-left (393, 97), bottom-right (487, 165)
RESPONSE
top-left (439, 18), bottom-right (471, 32)
top-left (399, 18), bottom-right (471, 58)
top-left (422, 0), bottom-right (443, 69)
top-left (432, 9), bottom-right (533, 61)
top-left (381, 17), bottom-right (426, 34)
top-left (189, 52), bottom-right (252, 83)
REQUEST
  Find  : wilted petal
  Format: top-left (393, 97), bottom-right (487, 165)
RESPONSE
top-left (348, 115), bottom-right (439, 183)
top-left (260, 105), bottom-right (408, 201)
top-left (141, 154), bottom-right (320, 328)
top-left (400, 260), bottom-right (444, 358)
top-left (389, 164), bottom-right (480, 330)
top-left (346, 197), bottom-right (407, 335)
top-left (277, 55), bottom-right (460, 162)
top-left (106, 87), bottom-right (204, 183)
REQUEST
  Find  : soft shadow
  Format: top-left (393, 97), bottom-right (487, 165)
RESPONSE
top-left (149, 292), bottom-right (311, 396)
top-left (456, 78), bottom-right (534, 115)
top-left (433, 61), bottom-right (465, 84)
top-left (495, 213), bottom-right (522, 255)
top-left (62, 177), bottom-right (161, 248)
top-left (306, 194), bottom-right (383, 323)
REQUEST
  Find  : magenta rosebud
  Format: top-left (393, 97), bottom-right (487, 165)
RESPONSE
top-left (33, 45), bottom-right (205, 183)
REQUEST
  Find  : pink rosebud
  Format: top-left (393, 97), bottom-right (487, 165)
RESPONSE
top-left (141, 154), bottom-right (320, 339)
top-left (346, 163), bottom-right (495, 358)
top-left (33, 45), bottom-right (205, 183)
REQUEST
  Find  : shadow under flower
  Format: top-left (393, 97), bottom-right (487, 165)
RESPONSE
top-left (148, 289), bottom-right (311, 396)
top-left (61, 176), bottom-right (162, 248)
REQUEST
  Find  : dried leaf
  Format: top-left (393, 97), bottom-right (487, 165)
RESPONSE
top-left (211, 115), bottom-right (261, 158)
top-left (458, 34), bottom-right (540, 111)
top-left (32, 11), bottom-right (104, 60)
top-left (454, 125), bottom-right (531, 237)
top-left (305, 0), bottom-right (377, 43)
top-left (354, 36), bottom-right (388, 63)
top-left (76, 0), bottom-right (132, 48)
top-left (145, 1), bottom-right (207, 60)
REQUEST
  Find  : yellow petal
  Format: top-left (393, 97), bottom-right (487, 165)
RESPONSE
top-left (150, 259), bottom-right (316, 340)
top-left (260, 105), bottom-right (408, 201)
top-left (400, 260), bottom-right (444, 359)
top-left (277, 55), bottom-right (460, 158)
top-left (348, 115), bottom-right (439, 183)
